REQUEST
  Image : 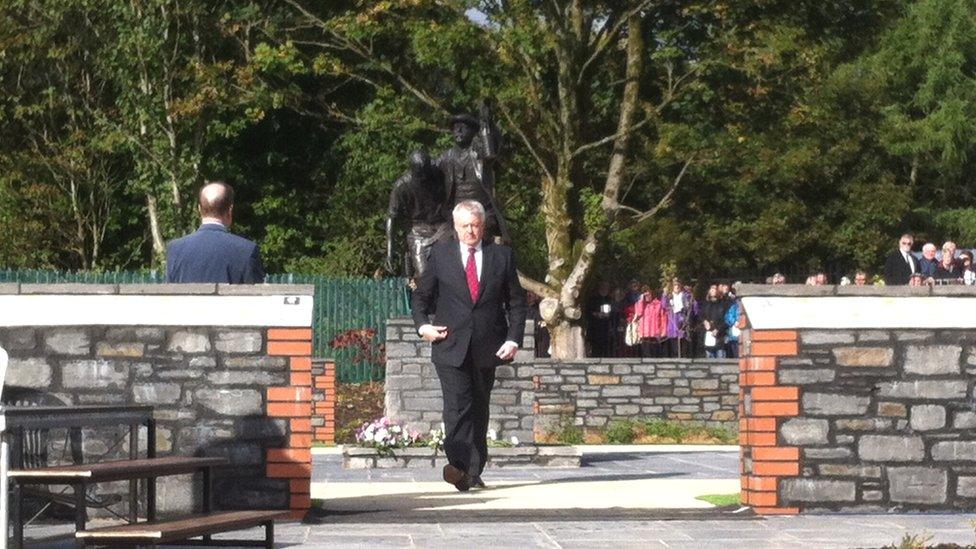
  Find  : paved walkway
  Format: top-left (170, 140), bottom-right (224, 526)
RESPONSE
top-left (313, 445), bottom-right (740, 513)
top-left (22, 446), bottom-right (976, 547)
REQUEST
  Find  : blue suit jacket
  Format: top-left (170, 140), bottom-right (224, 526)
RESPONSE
top-left (166, 224), bottom-right (265, 284)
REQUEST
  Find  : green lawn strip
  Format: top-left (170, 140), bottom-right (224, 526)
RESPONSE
top-left (695, 493), bottom-right (740, 507)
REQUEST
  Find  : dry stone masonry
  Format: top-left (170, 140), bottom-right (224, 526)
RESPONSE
top-left (738, 284), bottom-right (976, 514)
top-left (0, 283), bottom-right (327, 520)
top-left (384, 317), bottom-right (738, 443)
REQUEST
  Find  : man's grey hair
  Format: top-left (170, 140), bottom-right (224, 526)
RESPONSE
top-left (452, 200), bottom-right (486, 220)
top-left (923, 243), bottom-right (937, 252)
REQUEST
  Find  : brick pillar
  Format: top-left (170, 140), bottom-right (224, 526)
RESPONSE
top-left (312, 359), bottom-right (336, 443)
top-left (739, 323), bottom-right (801, 515)
top-left (265, 328), bottom-right (313, 519)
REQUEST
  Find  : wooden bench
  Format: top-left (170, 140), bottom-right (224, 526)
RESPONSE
top-left (4, 405), bottom-right (295, 548)
top-left (76, 510), bottom-right (290, 548)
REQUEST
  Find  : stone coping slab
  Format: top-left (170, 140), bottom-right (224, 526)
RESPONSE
top-left (341, 445), bottom-right (581, 469)
top-left (5, 283), bottom-right (314, 296)
top-left (736, 282), bottom-right (976, 297)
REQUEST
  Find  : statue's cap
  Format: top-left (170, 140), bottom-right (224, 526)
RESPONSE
top-left (449, 114), bottom-right (479, 128)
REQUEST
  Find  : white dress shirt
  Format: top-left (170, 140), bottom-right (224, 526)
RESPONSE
top-left (903, 251), bottom-right (915, 274)
top-left (461, 241), bottom-right (483, 280)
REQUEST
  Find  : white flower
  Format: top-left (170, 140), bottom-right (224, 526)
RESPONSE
top-left (375, 428), bottom-right (389, 444)
top-left (487, 429), bottom-right (497, 441)
top-left (510, 436), bottom-right (519, 446)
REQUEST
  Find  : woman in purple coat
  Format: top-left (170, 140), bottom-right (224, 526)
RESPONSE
top-left (662, 279), bottom-right (695, 357)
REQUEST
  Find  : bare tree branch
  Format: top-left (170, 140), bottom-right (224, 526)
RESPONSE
top-left (577, 0), bottom-right (655, 87)
top-left (496, 102), bottom-right (555, 184)
top-left (631, 156), bottom-right (695, 224)
top-left (600, 8), bottom-right (644, 221)
top-left (284, 0), bottom-right (447, 114)
top-left (518, 271), bottom-right (558, 299)
top-left (572, 115), bottom-right (653, 159)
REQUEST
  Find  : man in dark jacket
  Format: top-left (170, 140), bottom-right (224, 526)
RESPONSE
top-left (166, 181), bottom-right (265, 284)
top-left (412, 199), bottom-right (526, 491)
top-left (883, 233), bottom-right (918, 285)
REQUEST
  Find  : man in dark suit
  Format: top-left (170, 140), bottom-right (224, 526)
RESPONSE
top-left (412, 199), bottom-right (526, 491)
top-left (166, 181), bottom-right (265, 284)
top-left (883, 233), bottom-right (919, 285)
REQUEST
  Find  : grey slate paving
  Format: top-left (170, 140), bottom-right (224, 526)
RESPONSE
top-left (19, 451), bottom-right (976, 548)
top-left (20, 515), bottom-right (976, 548)
top-left (313, 449), bottom-right (740, 482)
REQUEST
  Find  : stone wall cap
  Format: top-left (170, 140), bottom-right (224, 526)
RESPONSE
top-left (0, 283), bottom-right (19, 295)
top-left (20, 283), bottom-right (118, 295)
top-left (931, 285), bottom-right (976, 296)
top-left (736, 283), bottom-right (951, 297)
top-left (118, 283), bottom-right (217, 295)
top-left (387, 316), bottom-right (415, 325)
top-left (835, 285), bottom-right (931, 296)
top-left (735, 284), bottom-right (836, 297)
top-left (216, 284), bottom-right (314, 296)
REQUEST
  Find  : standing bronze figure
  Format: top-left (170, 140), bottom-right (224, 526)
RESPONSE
top-left (436, 102), bottom-right (509, 243)
top-left (385, 150), bottom-right (451, 285)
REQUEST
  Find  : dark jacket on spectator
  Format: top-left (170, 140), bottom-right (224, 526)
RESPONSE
top-left (919, 257), bottom-right (939, 278)
top-left (934, 263), bottom-right (962, 281)
top-left (699, 298), bottom-right (727, 349)
top-left (884, 250), bottom-right (920, 285)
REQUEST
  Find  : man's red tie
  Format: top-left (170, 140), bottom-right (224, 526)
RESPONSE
top-left (465, 246), bottom-right (479, 302)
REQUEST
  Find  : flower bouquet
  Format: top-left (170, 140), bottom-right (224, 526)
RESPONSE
top-left (355, 416), bottom-right (421, 456)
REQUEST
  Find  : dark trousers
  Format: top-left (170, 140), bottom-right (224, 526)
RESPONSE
top-left (434, 355), bottom-right (496, 477)
top-left (640, 338), bottom-right (665, 358)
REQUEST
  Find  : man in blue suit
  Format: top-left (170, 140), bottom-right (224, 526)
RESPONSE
top-left (166, 181), bottom-right (265, 284)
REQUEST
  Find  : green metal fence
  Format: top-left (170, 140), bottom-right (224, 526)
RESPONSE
top-left (0, 270), bottom-right (411, 383)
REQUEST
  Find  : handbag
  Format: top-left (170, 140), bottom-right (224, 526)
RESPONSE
top-left (624, 319), bottom-right (640, 347)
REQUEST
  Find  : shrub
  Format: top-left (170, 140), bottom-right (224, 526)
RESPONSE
top-left (604, 420), bottom-right (637, 444)
top-left (554, 416), bottom-right (584, 444)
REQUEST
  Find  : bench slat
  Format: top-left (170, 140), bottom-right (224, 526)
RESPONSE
top-left (77, 510), bottom-right (289, 542)
top-left (10, 456), bottom-right (227, 483)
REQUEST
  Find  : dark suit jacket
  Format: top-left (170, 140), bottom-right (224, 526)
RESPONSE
top-left (883, 249), bottom-right (919, 285)
top-left (411, 239), bottom-right (527, 369)
top-left (166, 224), bottom-right (265, 284)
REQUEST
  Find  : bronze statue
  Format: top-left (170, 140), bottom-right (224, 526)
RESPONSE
top-left (385, 150), bottom-right (451, 285)
top-left (436, 102), bottom-right (509, 242)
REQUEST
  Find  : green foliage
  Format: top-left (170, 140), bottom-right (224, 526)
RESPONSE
top-left (604, 420), bottom-right (638, 444)
top-left (1, 0), bottom-right (975, 287)
top-left (695, 493), bottom-right (741, 507)
top-left (893, 532), bottom-right (933, 549)
top-left (553, 416), bottom-right (584, 445)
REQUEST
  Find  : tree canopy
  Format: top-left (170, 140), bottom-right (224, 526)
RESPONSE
top-left (1, 0), bottom-right (972, 288)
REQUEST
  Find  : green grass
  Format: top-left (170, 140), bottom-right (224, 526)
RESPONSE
top-left (695, 493), bottom-right (740, 507)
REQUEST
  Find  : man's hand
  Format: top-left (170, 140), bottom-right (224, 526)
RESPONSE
top-left (495, 341), bottom-right (518, 361)
top-left (419, 324), bottom-right (448, 342)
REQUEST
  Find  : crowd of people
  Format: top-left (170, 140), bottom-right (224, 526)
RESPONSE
top-left (764, 235), bottom-right (976, 287)
top-left (580, 279), bottom-right (742, 360)
top-left (551, 234), bottom-right (975, 359)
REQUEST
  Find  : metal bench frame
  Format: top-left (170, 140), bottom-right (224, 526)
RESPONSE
top-left (4, 405), bottom-right (156, 549)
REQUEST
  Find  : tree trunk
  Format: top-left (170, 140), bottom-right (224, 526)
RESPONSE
top-left (540, 8), bottom-right (645, 359)
top-left (548, 321), bottom-right (585, 359)
top-left (147, 194), bottom-right (166, 265)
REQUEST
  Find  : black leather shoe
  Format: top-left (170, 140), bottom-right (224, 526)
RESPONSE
top-left (471, 475), bottom-right (486, 489)
top-left (443, 464), bottom-right (471, 492)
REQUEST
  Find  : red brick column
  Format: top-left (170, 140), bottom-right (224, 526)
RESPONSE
top-left (313, 360), bottom-right (336, 443)
top-left (739, 322), bottom-right (801, 515)
top-left (265, 328), bottom-right (313, 519)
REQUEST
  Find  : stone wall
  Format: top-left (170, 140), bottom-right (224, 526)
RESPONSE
top-left (0, 283), bottom-right (322, 519)
top-left (384, 317), bottom-right (739, 443)
top-left (738, 284), bottom-right (976, 514)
